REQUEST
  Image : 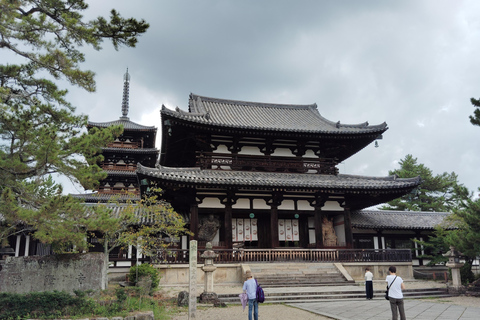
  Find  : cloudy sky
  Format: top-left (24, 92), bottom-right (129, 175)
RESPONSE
top-left (62, 0), bottom-right (480, 195)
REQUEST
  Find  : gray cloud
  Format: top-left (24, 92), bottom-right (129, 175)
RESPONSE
top-left (61, 0), bottom-right (480, 194)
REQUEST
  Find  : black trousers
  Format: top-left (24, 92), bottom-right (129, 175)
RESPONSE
top-left (365, 280), bottom-right (373, 299)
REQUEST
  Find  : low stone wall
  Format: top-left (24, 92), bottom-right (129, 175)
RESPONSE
top-left (342, 262), bottom-right (413, 281)
top-left (158, 263), bottom-right (243, 285)
top-left (0, 253), bottom-right (107, 294)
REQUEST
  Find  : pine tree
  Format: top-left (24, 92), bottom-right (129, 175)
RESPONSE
top-left (0, 0), bottom-right (149, 251)
top-left (470, 97), bottom-right (480, 127)
top-left (381, 154), bottom-right (469, 212)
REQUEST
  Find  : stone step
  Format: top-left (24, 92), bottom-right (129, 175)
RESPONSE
top-left (218, 288), bottom-right (450, 304)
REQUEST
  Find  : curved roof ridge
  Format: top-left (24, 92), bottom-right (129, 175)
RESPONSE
top-left (337, 174), bottom-right (421, 183)
top-left (158, 93), bottom-right (389, 134)
top-left (189, 93), bottom-right (317, 110)
top-left (88, 118), bottom-right (156, 131)
top-left (358, 209), bottom-right (451, 215)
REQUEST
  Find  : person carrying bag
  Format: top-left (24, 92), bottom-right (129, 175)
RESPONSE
top-left (385, 266), bottom-right (406, 320)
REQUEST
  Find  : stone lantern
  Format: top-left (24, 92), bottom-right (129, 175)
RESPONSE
top-left (443, 246), bottom-right (465, 294)
top-left (199, 242), bottom-right (219, 303)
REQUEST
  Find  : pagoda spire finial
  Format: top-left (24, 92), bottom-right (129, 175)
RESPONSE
top-left (121, 68), bottom-right (130, 119)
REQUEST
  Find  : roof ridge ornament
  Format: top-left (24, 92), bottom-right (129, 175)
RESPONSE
top-left (121, 68), bottom-right (130, 120)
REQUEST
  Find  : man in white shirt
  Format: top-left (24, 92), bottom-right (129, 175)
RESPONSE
top-left (386, 265), bottom-right (406, 320)
top-left (365, 267), bottom-right (374, 299)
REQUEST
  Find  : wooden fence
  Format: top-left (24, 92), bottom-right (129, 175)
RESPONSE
top-left (108, 249), bottom-right (411, 266)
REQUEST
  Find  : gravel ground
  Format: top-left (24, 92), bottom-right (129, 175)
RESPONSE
top-left (169, 304), bottom-right (332, 320)
top-left (164, 281), bottom-right (480, 319)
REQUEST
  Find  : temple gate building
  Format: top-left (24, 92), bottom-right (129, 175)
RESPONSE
top-left (137, 94), bottom-right (422, 250)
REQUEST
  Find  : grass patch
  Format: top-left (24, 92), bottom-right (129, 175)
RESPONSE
top-left (0, 287), bottom-right (184, 320)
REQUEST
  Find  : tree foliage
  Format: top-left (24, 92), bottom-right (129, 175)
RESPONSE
top-left (380, 154), bottom-right (469, 212)
top-left (444, 196), bottom-right (480, 262)
top-left (470, 97), bottom-right (480, 127)
top-left (89, 188), bottom-right (191, 284)
top-left (0, 0), bottom-right (149, 249)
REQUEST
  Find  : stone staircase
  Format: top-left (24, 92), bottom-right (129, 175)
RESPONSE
top-left (248, 263), bottom-right (354, 287)
top-left (218, 287), bottom-right (452, 304)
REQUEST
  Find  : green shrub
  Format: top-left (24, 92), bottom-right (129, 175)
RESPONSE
top-left (128, 263), bottom-right (160, 290)
top-left (460, 262), bottom-right (475, 285)
top-left (0, 290), bottom-right (95, 320)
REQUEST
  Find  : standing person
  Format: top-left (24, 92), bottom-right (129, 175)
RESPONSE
top-left (242, 270), bottom-right (258, 320)
top-left (386, 266), bottom-right (406, 320)
top-left (365, 267), bottom-right (374, 300)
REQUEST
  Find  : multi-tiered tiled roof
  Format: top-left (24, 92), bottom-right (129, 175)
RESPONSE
top-left (160, 93), bottom-right (387, 134)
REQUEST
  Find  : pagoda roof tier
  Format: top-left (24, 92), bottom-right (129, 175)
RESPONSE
top-left (69, 193), bottom-right (140, 203)
top-left (102, 147), bottom-right (159, 154)
top-left (88, 117), bottom-right (157, 131)
top-left (161, 93), bottom-right (387, 135)
top-left (137, 164), bottom-right (420, 192)
top-left (352, 210), bottom-right (453, 230)
top-left (102, 170), bottom-right (138, 177)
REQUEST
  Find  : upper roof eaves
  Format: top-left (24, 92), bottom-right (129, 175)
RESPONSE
top-left (88, 117), bottom-right (157, 131)
top-left (136, 164), bottom-right (421, 190)
top-left (160, 94), bottom-right (387, 134)
top-left (351, 210), bottom-right (453, 230)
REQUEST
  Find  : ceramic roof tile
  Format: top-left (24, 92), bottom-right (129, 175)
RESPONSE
top-left (88, 117), bottom-right (156, 131)
top-left (69, 193), bottom-right (140, 202)
top-left (136, 164), bottom-right (420, 190)
top-left (160, 94), bottom-right (387, 134)
top-left (102, 147), bottom-right (159, 154)
top-left (351, 210), bottom-right (452, 230)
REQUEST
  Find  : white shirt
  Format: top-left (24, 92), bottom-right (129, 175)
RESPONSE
top-left (365, 271), bottom-right (373, 281)
top-left (386, 274), bottom-right (404, 299)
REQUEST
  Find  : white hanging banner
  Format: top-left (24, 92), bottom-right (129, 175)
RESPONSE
top-left (251, 219), bottom-right (258, 241)
top-left (292, 219), bottom-right (300, 241)
top-left (237, 219), bottom-right (244, 241)
top-left (244, 219), bottom-right (251, 241)
top-left (232, 218), bottom-right (237, 242)
top-left (278, 219), bottom-right (285, 241)
top-left (285, 219), bottom-right (293, 241)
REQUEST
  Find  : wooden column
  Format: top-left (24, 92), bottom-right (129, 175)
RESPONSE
top-left (267, 193), bottom-right (282, 249)
top-left (224, 203), bottom-right (233, 249)
top-left (343, 207), bottom-right (353, 248)
top-left (312, 194), bottom-right (327, 248)
top-left (314, 208), bottom-right (323, 249)
top-left (221, 191), bottom-right (236, 249)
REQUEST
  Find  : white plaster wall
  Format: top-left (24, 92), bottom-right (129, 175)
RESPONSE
top-left (323, 201), bottom-right (343, 211)
top-left (271, 148), bottom-right (294, 157)
top-left (213, 145), bottom-right (229, 153)
top-left (232, 198), bottom-right (250, 209)
top-left (253, 199), bottom-right (269, 209)
top-left (238, 146), bottom-right (262, 155)
top-left (305, 150), bottom-right (316, 157)
top-left (278, 199), bottom-right (295, 210)
top-left (298, 200), bottom-right (314, 211)
top-left (198, 197), bottom-right (224, 208)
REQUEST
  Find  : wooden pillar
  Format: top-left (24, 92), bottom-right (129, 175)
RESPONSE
top-left (312, 194), bottom-right (326, 248)
top-left (224, 203), bottom-right (233, 249)
top-left (268, 193), bottom-right (282, 249)
top-left (314, 208), bottom-right (323, 249)
top-left (190, 203), bottom-right (199, 240)
top-left (270, 205), bottom-right (279, 248)
top-left (343, 207), bottom-right (353, 248)
top-left (221, 191), bottom-right (236, 249)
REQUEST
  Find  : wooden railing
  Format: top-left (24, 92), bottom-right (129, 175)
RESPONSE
top-left (196, 153), bottom-right (338, 174)
top-left (147, 248), bottom-right (412, 265)
top-left (102, 163), bottom-right (137, 171)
